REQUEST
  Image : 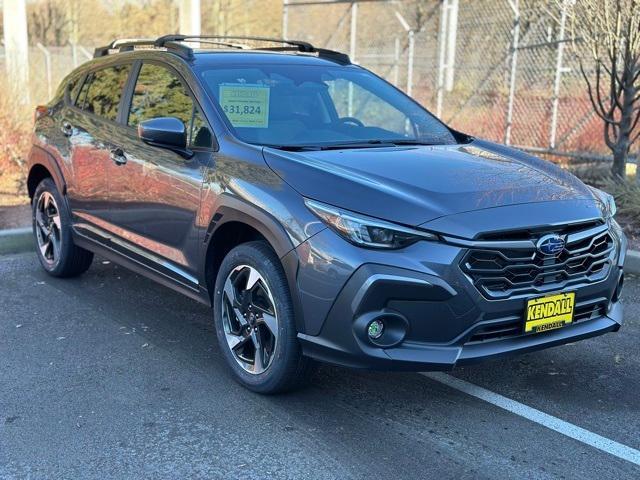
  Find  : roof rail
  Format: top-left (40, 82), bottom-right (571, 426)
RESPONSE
top-left (94, 38), bottom-right (192, 59)
top-left (94, 34), bottom-right (351, 64)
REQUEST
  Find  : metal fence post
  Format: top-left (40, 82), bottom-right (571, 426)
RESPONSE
top-left (445, 0), bottom-right (459, 92)
top-left (348, 1), bottom-right (358, 115)
top-left (393, 37), bottom-right (400, 86)
top-left (407, 30), bottom-right (415, 96)
top-left (36, 43), bottom-right (52, 101)
top-left (549, 1), bottom-right (570, 149)
top-left (394, 10), bottom-right (413, 95)
top-left (179, 0), bottom-right (200, 35)
top-left (282, 1), bottom-right (289, 38)
top-left (3, 0), bottom-right (30, 105)
top-left (436, 0), bottom-right (448, 118)
top-left (71, 42), bottom-right (78, 67)
top-left (504, 0), bottom-right (520, 145)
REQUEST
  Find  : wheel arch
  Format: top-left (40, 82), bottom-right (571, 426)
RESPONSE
top-left (27, 146), bottom-right (67, 200)
top-left (202, 197), bottom-right (305, 333)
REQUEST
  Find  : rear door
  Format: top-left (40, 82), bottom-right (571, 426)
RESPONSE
top-left (64, 63), bottom-right (133, 243)
top-left (107, 60), bottom-right (215, 288)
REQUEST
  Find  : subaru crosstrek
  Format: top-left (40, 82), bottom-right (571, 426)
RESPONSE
top-left (27, 35), bottom-right (627, 393)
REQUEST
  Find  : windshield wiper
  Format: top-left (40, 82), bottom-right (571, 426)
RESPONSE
top-left (316, 140), bottom-right (397, 150)
top-left (385, 139), bottom-right (444, 146)
top-left (264, 139), bottom-right (445, 152)
top-left (264, 141), bottom-right (394, 151)
top-left (263, 144), bottom-right (322, 151)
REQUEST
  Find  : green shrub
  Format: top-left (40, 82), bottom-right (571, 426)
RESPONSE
top-left (602, 177), bottom-right (640, 218)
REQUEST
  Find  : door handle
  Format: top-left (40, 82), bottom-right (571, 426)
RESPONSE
top-left (109, 147), bottom-right (127, 166)
top-left (61, 121), bottom-right (73, 137)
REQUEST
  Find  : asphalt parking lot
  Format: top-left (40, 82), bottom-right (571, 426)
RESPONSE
top-left (1, 251), bottom-right (639, 479)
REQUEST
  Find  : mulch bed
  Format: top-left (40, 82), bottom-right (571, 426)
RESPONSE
top-left (617, 215), bottom-right (640, 252)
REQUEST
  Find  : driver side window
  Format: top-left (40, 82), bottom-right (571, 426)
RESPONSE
top-left (327, 79), bottom-right (410, 136)
top-left (128, 63), bottom-right (213, 148)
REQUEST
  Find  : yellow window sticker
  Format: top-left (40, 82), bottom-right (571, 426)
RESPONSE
top-left (219, 83), bottom-right (270, 128)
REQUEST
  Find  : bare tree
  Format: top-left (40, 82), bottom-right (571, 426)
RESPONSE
top-left (28, 0), bottom-right (70, 46)
top-left (405, 0), bottom-right (439, 33)
top-left (203, 0), bottom-right (280, 37)
top-left (570, 0), bottom-right (640, 181)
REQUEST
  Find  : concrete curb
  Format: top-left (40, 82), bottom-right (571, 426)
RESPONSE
top-left (0, 227), bottom-right (33, 255)
top-left (625, 250), bottom-right (640, 276)
top-left (0, 227), bottom-right (639, 275)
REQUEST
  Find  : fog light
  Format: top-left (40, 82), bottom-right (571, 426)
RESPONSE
top-left (367, 319), bottom-right (384, 339)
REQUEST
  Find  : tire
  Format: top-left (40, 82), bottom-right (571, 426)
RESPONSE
top-left (213, 241), bottom-right (315, 394)
top-left (32, 178), bottom-right (93, 278)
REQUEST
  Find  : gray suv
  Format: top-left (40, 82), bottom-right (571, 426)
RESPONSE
top-left (27, 36), bottom-right (626, 393)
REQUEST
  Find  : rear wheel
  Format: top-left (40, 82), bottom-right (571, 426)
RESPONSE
top-left (32, 178), bottom-right (93, 277)
top-left (213, 241), bottom-right (315, 393)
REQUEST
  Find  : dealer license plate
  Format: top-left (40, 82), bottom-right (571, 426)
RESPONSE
top-left (525, 292), bottom-right (575, 333)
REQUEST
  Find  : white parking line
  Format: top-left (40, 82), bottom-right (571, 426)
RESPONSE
top-left (421, 372), bottom-right (640, 467)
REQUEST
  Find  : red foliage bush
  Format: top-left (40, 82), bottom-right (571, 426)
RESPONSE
top-left (0, 88), bottom-right (31, 197)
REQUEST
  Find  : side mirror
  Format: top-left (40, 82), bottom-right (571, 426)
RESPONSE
top-left (138, 117), bottom-right (193, 158)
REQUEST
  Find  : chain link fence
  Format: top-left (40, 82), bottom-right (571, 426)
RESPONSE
top-left (0, 44), bottom-right (94, 105)
top-left (1, 0), bottom-right (636, 165)
top-left (284, 0), bottom-right (637, 164)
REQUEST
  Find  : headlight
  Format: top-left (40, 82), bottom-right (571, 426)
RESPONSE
top-left (588, 186), bottom-right (617, 218)
top-left (305, 199), bottom-right (438, 249)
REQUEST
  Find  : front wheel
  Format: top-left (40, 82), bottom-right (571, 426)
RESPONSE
top-left (213, 241), bottom-right (315, 394)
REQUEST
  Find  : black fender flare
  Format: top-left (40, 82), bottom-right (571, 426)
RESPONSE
top-left (205, 196), bottom-right (297, 260)
top-left (202, 194), bottom-right (306, 333)
top-left (28, 145), bottom-right (67, 198)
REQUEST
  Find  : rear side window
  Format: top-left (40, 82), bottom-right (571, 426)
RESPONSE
top-left (129, 63), bottom-right (213, 148)
top-left (81, 65), bottom-right (131, 121)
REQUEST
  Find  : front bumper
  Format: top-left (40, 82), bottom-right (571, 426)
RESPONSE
top-left (290, 225), bottom-right (625, 371)
top-left (299, 301), bottom-right (622, 371)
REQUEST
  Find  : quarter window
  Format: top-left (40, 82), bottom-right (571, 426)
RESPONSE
top-left (81, 65), bottom-right (131, 121)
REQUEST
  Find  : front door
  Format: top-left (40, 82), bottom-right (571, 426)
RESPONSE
top-left (107, 61), bottom-right (215, 288)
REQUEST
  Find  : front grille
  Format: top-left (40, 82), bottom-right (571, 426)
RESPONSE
top-left (461, 226), bottom-right (616, 300)
top-left (466, 301), bottom-right (608, 344)
top-left (467, 319), bottom-right (521, 343)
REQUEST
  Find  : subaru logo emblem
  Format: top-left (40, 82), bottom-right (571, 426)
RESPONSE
top-left (536, 234), bottom-right (565, 256)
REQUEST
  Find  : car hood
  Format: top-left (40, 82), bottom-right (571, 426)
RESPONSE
top-left (262, 139), bottom-right (598, 228)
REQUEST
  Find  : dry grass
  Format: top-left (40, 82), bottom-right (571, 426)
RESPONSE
top-left (602, 177), bottom-right (640, 218)
top-left (0, 173), bottom-right (29, 206)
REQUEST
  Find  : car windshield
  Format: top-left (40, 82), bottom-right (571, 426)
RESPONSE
top-left (197, 62), bottom-right (457, 148)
